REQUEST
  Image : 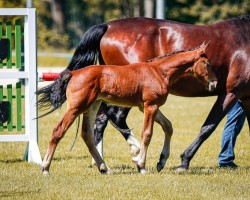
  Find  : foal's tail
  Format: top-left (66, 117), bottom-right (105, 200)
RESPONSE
top-left (36, 70), bottom-right (72, 118)
top-left (36, 23), bottom-right (108, 117)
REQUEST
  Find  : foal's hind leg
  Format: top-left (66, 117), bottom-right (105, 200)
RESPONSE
top-left (81, 101), bottom-right (111, 174)
top-left (132, 104), bottom-right (158, 174)
top-left (154, 110), bottom-right (173, 172)
top-left (41, 108), bottom-right (78, 175)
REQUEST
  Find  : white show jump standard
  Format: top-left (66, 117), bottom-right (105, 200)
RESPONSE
top-left (0, 8), bottom-right (42, 164)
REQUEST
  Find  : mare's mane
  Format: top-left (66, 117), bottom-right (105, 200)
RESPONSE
top-left (239, 15), bottom-right (250, 20)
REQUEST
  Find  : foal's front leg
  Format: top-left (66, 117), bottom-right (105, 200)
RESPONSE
top-left (132, 104), bottom-right (158, 174)
top-left (81, 101), bottom-right (111, 174)
top-left (41, 109), bottom-right (78, 175)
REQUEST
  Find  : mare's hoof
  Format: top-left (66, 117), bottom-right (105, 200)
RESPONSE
top-left (156, 162), bottom-right (164, 172)
top-left (99, 163), bottom-right (111, 174)
top-left (175, 165), bottom-right (188, 173)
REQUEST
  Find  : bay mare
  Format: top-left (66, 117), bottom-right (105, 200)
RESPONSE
top-left (59, 16), bottom-right (250, 172)
top-left (37, 43), bottom-right (216, 174)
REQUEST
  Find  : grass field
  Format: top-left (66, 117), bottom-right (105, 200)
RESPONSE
top-left (0, 95), bottom-right (250, 199)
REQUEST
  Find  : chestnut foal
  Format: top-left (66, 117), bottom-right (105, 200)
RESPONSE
top-left (37, 42), bottom-right (217, 175)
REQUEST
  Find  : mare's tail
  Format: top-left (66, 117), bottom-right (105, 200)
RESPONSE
top-left (67, 23), bottom-right (108, 71)
top-left (36, 23), bottom-right (108, 117)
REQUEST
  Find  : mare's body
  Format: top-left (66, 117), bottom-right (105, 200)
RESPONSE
top-left (43, 16), bottom-right (250, 171)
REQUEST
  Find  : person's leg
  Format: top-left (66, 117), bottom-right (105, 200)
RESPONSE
top-left (218, 101), bottom-right (245, 167)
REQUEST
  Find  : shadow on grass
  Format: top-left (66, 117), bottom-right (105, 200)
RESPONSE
top-left (85, 163), bottom-right (138, 175)
top-left (0, 188), bottom-right (41, 198)
top-left (168, 165), bottom-right (250, 175)
top-left (0, 158), bottom-right (23, 164)
top-left (0, 155), bottom-right (89, 164)
top-left (52, 155), bottom-right (88, 162)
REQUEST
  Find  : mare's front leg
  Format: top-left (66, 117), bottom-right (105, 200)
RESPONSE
top-left (81, 101), bottom-right (111, 174)
top-left (132, 104), bottom-right (158, 174)
top-left (154, 110), bottom-right (173, 172)
top-left (107, 106), bottom-right (141, 157)
top-left (92, 103), bottom-right (109, 165)
top-left (41, 108), bottom-right (78, 175)
top-left (176, 93), bottom-right (237, 172)
top-left (93, 105), bottom-right (141, 165)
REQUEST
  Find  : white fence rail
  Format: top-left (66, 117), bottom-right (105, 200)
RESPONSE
top-left (0, 8), bottom-right (42, 164)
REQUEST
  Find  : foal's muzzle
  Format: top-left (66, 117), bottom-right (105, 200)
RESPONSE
top-left (208, 80), bottom-right (217, 92)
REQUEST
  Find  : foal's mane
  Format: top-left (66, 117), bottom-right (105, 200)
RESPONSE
top-left (147, 46), bottom-right (201, 62)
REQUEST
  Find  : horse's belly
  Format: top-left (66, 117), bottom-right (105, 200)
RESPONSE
top-left (100, 95), bottom-right (141, 108)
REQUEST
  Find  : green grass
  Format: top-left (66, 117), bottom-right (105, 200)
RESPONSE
top-left (0, 95), bottom-right (250, 199)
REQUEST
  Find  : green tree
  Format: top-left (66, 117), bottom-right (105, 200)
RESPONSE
top-left (166, 0), bottom-right (250, 24)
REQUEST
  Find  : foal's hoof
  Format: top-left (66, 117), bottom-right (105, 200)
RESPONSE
top-left (156, 162), bottom-right (164, 172)
top-left (41, 165), bottom-right (50, 176)
top-left (135, 164), bottom-right (147, 175)
top-left (43, 170), bottom-right (50, 176)
top-left (139, 169), bottom-right (147, 175)
top-left (136, 165), bottom-right (146, 175)
top-left (174, 165), bottom-right (188, 173)
top-left (42, 169), bottom-right (50, 176)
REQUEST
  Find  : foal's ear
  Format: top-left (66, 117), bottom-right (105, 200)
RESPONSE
top-left (198, 41), bottom-right (210, 55)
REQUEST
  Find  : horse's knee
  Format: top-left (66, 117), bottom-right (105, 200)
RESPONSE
top-left (51, 127), bottom-right (64, 144)
top-left (199, 124), bottom-right (216, 140)
top-left (141, 130), bottom-right (152, 146)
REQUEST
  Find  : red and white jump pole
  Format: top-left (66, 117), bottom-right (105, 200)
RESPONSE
top-left (38, 72), bottom-right (60, 82)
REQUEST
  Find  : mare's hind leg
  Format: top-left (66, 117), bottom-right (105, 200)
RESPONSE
top-left (176, 94), bottom-right (237, 172)
top-left (154, 110), bottom-right (173, 172)
top-left (81, 101), bottom-right (111, 174)
top-left (41, 108), bottom-right (78, 175)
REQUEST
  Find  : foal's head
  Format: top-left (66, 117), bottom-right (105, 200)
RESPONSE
top-left (186, 42), bottom-right (217, 92)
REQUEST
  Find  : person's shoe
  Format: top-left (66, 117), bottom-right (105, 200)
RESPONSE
top-left (219, 162), bottom-right (238, 169)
